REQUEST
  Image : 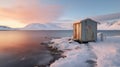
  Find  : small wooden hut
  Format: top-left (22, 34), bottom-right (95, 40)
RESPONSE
top-left (73, 18), bottom-right (98, 43)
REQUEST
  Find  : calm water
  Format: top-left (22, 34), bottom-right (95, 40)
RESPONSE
top-left (0, 30), bottom-right (120, 67)
top-left (0, 30), bottom-right (72, 67)
top-left (98, 30), bottom-right (120, 36)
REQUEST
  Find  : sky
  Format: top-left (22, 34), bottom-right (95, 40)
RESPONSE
top-left (0, 0), bottom-right (120, 28)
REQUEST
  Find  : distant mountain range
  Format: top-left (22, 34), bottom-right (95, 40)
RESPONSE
top-left (22, 20), bottom-right (120, 30)
top-left (0, 20), bottom-right (120, 30)
top-left (98, 20), bottom-right (120, 30)
top-left (0, 26), bottom-right (14, 30)
top-left (20, 23), bottom-right (73, 30)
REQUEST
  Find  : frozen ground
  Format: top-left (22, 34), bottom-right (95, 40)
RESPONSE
top-left (48, 36), bottom-right (120, 67)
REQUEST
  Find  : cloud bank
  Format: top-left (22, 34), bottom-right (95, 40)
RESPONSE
top-left (0, 0), bottom-right (63, 24)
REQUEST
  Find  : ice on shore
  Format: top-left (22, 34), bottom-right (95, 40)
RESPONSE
top-left (48, 36), bottom-right (120, 67)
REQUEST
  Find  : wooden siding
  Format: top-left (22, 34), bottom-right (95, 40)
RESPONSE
top-left (73, 23), bottom-right (81, 40)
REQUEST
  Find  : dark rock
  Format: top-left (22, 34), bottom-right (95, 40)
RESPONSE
top-left (86, 60), bottom-right (97, 67)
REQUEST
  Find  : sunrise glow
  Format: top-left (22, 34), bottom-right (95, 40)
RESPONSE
top-left (0, 19), bottom-right (26, 28)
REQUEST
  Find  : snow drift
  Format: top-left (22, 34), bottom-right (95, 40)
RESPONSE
top-left (49, 37), bottom-right (97, 67)
top-left (48, 36), bottom-right (120, 67)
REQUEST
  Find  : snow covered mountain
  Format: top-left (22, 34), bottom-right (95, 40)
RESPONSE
top-left (0, 18), bottom-right (109, 30)
top-left (0, 26), bottom-right (14, 30)
top-left (21, 20), bottom-right (120, 30)
top-left (108, 20), bottom-right (120, 30)
top-left (98, 20), bottom-right (120, 30)
top-left (0, 21), bottom-right (120, 30)
top-left (22, 23), bottom-right (73, 30)
top-left (98, 22), bottom-right (113, 30)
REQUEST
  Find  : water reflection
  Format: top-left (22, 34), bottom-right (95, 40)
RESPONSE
top-left (0, 31), bottom-right (53, 67)
top-left (0, 31), bottom-right (28, 50)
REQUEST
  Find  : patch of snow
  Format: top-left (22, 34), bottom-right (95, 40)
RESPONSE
top-left (90, 36), bottom-right (120, 67)
top-left (49, 37), bottom-right (97, 67)
top-left (49, 36), bottom-right (120, 67)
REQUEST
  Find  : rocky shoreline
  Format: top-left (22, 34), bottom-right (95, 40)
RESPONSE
top-left (34, 42), bottom-right (63, 67)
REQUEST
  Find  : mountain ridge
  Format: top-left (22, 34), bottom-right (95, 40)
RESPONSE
top-left (0, 20), bottom-right (120, 30)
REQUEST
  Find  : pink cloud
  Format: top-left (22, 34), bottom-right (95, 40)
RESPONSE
top-left (0, 0), bottom-right (63, 24)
